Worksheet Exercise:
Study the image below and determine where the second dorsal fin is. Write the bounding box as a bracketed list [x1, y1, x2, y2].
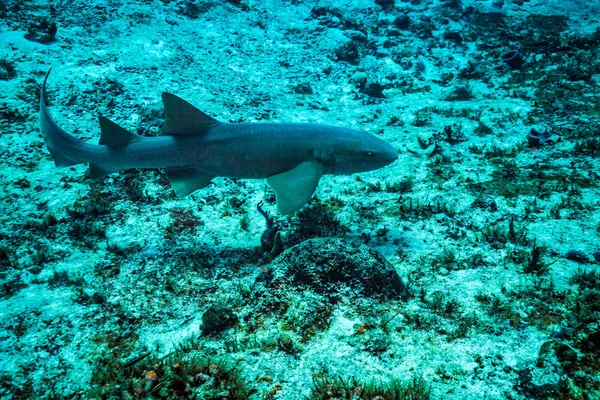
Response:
[161, 92, 221, 136]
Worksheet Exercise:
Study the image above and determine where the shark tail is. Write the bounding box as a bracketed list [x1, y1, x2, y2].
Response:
[39, 69, 89, 168]
[39, 69, 142, 180]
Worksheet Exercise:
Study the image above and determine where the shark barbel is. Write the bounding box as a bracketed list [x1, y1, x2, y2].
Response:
[39, 69, 397, 214]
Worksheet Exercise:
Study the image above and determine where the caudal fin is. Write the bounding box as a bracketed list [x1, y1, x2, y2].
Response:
[39, 69, 85, 167]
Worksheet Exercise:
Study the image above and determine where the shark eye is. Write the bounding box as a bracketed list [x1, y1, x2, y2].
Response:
[366, 151, 375, 157]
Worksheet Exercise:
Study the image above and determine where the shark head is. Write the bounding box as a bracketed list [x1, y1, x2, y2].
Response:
[268, 124, 398, 215]
[313, 126, 398, 175]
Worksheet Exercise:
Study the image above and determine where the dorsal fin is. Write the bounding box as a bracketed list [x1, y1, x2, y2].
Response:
[98, 115, 141, 147]
[161, 92, 221, 136]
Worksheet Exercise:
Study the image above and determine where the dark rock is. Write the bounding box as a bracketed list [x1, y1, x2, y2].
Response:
[344, 30, 368, 43]
[443, 85, 474, 101]
[201, 304, 238, 336]
[501, 50, 524, 70]
[361, 81, 386, 98]
[585, 329, 600, 350]
[308, 6, 346, 28]
[258, 238, 406, 300]
[458, 61, 485, 80]
[136, 104, 165, 136]
[310, 5, 329, 18]
[334, 41, 360, 64]
[24, 17, 57, 44]
[292, 82, 313, 95]
[554, 343, 577, 362]
[0, 104, 27, 123]
[375, 0, 395, 6]
[393, 15, 410, 30]
[175, 1, 214, 19]
[0, 59, 17, 80]
[564, 249, 589, 263]
[444, 31, 463, 45]
[471, 194, 497, 212]
[276, 333, 302, 354]
[226, 0, 250, 11]
[349, 326, 391, 354]
[441, 0, 463, 8]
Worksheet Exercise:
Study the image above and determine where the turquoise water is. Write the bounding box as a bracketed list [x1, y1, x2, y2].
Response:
[0, 0, 599, 398]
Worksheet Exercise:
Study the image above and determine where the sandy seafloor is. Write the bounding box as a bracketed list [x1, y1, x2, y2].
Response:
[1, 0, 600, 398]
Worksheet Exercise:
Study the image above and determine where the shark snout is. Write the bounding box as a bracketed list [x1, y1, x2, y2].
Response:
[373, 141, 398, 169]
[341, 140, 398, 174]
[382, 143, 398, 165]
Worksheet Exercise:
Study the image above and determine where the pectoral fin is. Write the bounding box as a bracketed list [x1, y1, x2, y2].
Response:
[166, 168, 214, 197]
[267, 161, 323, 215]
[89, 164, 121, 179]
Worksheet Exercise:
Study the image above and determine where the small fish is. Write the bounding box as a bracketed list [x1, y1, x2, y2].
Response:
[122, 353, 150, 369]
[150, 382, 163, 393]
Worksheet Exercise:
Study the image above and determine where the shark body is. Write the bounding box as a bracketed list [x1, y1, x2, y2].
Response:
[40, 70, 397, 214]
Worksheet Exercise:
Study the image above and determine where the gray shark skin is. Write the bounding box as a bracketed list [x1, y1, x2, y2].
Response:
[39, 69, 398, 214]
